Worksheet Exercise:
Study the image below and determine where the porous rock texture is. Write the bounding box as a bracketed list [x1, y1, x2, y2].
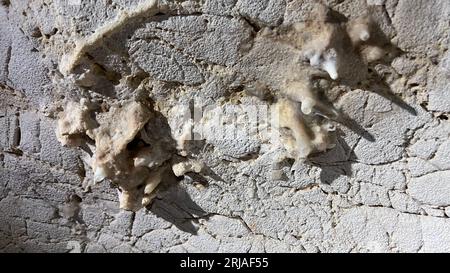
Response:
[1, 0, 450, 253]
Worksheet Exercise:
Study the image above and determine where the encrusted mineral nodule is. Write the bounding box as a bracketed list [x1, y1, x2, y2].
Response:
[55, 1, 387, 211]
[57, 98, 171, 211]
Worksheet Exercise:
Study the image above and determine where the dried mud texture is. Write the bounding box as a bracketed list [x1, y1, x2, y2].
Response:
[1, 0, 450, 253]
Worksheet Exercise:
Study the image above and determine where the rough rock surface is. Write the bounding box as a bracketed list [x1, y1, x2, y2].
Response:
[1, 0, 450, 253]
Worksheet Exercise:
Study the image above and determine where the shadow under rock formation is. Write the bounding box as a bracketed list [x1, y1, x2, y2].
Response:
[345, 9, 417, 116]
[146, 153, 225, 234]
[308, 129, 356, 186]
[148, 179, 208, 235]
[139, 110, 209, 234]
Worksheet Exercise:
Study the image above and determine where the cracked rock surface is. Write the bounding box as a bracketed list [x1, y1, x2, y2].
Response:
[1, 0, 450, 253]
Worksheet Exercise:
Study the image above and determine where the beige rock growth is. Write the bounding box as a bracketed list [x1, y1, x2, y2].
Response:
[56, 98, 96, 146]
[269, 7, 384, 161]
[57, 99, 172, 211]
[59, 0, 159, 76]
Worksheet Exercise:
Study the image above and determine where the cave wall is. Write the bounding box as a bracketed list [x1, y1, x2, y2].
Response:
[1, 0, 450, 253]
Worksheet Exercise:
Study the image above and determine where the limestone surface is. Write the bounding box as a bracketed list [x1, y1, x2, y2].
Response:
[1, 0, 450, 253]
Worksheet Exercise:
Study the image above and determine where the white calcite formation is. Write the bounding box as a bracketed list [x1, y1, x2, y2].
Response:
[259, 6, 384, 161]
[57, 98, 172, 211]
